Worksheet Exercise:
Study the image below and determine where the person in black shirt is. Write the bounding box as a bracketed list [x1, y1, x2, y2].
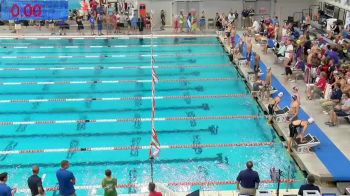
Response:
[298, 175, 320, 195]
[28, 165, 44, 196]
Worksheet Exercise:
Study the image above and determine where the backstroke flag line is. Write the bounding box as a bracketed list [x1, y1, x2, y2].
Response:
[149, 34, 160, 158]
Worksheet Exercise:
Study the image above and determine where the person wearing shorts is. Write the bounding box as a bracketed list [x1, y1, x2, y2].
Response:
[285, 57, 293, 81]
[327, 92, 350, 126]
[14, 20, 21, 36]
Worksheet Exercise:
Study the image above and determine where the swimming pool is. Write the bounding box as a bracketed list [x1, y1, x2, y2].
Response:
[0, 36, 304, 195]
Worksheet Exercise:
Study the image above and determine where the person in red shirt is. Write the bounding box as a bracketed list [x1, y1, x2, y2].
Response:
[307, 71, 327, 100]
[148, 182, 162, 196]
[90, 0, 98, 12]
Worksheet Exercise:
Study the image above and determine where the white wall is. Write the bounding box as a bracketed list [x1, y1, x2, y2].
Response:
[317, 0, 350, 11]
[274, 0, 316, 22]
[141, 0, 242, 28]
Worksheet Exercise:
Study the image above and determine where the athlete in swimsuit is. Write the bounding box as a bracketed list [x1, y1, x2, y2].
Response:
[288, 118, 314, 152]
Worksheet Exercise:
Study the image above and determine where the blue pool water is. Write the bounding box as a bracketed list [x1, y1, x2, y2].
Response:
[0, 37, 304, 195]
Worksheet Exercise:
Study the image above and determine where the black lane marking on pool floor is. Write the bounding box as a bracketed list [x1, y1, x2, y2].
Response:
[0, 125, 219, 139]
[0, 153, 225, 169]
[0, 85, 204, 95]
[0, 141, 18, 161]
[0, 104, 210, 115]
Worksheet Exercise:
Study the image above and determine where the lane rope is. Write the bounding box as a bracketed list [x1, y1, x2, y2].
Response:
[0, 34, 217, 40]
[0, 142, 274, 155]
[0, 52, 225, 59]
[0, 115, 262, 125]
[0, 94, 249, 104]
[0, 77, 241, 86]
[1, 43, 219, 49]
[0, 64, 231, 72]
[16, 179, 300, 193]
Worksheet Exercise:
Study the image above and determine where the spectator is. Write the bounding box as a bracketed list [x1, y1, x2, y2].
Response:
[48, 20, 56, 35]
[90, 0, 98, 13]
[321, 83, 342, 113]
[96, 3, 105, 16]
[97, 14, 104, 36]
[199, 11, 206, 32]
[148, 182, 162, 196]
[327, 92, 350, 126]
[236, 161, 260, 195]
[249, 18, 260, 34]
[306, 72, 327, 100]
[228, 12, 235, 24]
[179, 11, 185, 32]
[326, 45, 340, 65]
[81, 0, 90, 19]
[0, 172, 16, 196]
[215, 13, 222, 30]
[76, 15, 85, 35]
[298, 175, 320, 195]
[89, 14, 96, 35]
[160, 10, 166, 30]
[14, 19, 21, 37]
[102, 169, 118, 196]
[28, 165, 45, 196]
[56, 160, 76, 196]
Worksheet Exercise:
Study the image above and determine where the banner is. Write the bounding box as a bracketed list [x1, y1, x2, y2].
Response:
[0, 0, 68, 20]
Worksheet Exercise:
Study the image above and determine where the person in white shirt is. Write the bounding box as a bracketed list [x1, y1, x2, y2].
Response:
[248, 19, 260, 34]
[228, 12, 235, 24]
[285, 39, 294, 60]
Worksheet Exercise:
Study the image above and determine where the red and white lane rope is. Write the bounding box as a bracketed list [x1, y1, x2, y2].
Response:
[17, 179, 300, 193]
[0, 115, 262, 125]
[2, 43, 219, 49]
[0, 34, 216, 40]
[0, 64, 231, 72]
[0, 52, 224, 59]
[0, 142, 274, 155]
[0, 94, 249, 104]
[0, 77, 240, 86]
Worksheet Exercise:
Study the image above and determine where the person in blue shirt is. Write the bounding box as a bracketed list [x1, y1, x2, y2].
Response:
[236, 161, 260, 195]
[56, 160, 76, 196]
[298, 175, 320, 195]
[326, 45, 340, 65]
[0, 172, 16, 196]
[321, 83, 343, 112]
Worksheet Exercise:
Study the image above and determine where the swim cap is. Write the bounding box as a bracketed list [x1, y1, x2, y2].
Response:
[292, 86, 298, 91]
[278, 92, 284, 97]
[307, 118, 314, 124]
[292, 95, 297, 100]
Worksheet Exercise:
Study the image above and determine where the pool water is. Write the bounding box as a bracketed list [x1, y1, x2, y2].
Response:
[0, 37, 304, 195]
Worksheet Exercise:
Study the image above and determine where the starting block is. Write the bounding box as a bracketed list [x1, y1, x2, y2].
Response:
[295, 134, 320, 153]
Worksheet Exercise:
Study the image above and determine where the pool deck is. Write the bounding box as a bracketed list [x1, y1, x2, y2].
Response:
[120, 189, 300, 196]
[217, 33, 350, 189]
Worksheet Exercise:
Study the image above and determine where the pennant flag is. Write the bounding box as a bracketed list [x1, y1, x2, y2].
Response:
[150, 127, 160, 157]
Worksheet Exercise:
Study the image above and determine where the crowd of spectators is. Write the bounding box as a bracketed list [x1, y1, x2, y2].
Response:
[241, 14, 350, 128]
